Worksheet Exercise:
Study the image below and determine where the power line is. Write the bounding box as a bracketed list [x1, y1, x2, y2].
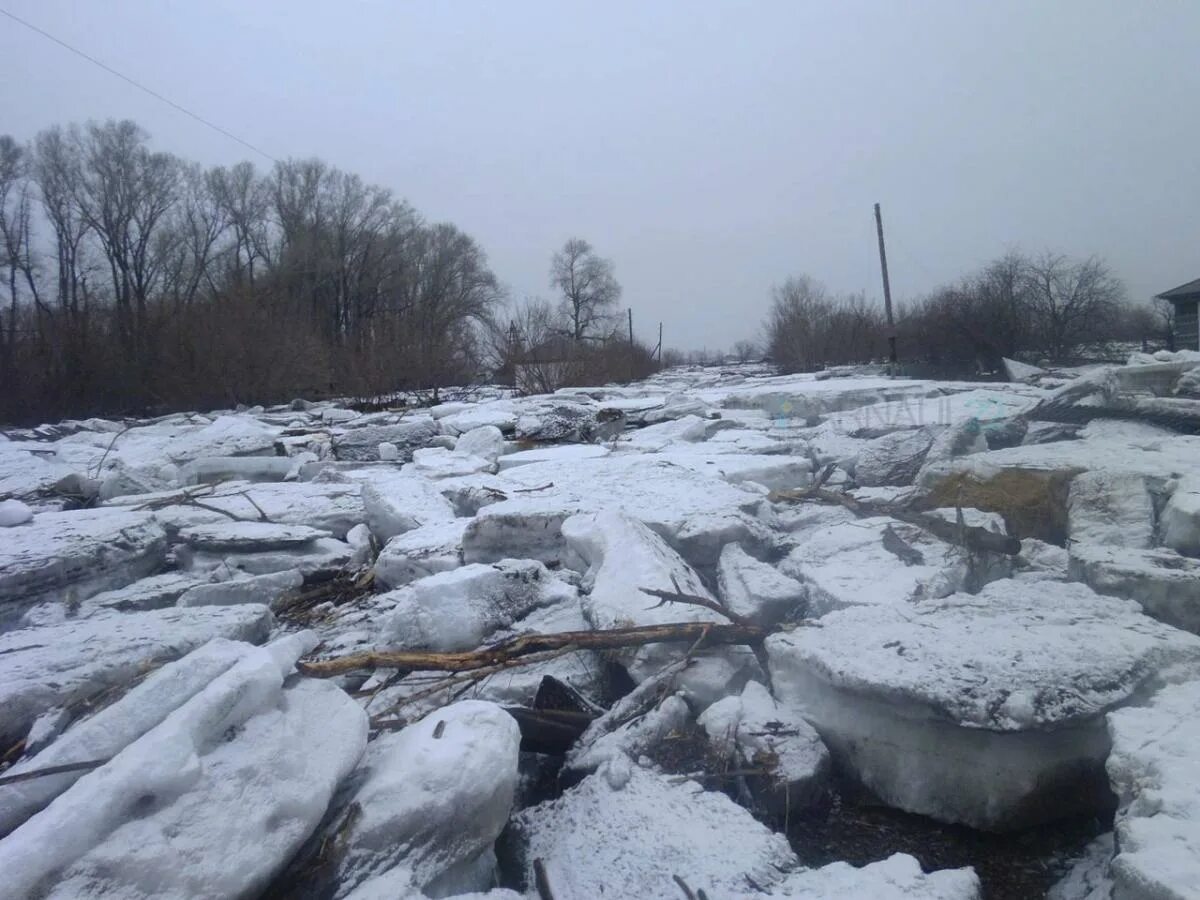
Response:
[0, 6, 278, 163]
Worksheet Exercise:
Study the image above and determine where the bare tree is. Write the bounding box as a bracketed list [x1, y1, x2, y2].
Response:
[732, 339, 759, 362]
[1024, 253, 1125, 361]
[550, 237, 621, 342]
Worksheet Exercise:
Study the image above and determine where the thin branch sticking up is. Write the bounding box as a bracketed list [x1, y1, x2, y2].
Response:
[642, 575, 753, 628]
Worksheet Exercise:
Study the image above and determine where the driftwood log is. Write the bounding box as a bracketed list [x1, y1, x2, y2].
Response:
[297, 622, 769, 678]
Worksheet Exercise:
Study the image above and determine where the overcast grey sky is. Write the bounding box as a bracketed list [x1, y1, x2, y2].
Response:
[2, 1, 1198, 351]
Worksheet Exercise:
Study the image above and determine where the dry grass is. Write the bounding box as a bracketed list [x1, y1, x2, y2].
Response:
[919, 468, 1080, 545]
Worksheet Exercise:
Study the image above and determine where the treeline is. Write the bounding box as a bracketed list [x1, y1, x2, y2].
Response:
[0, 120, 506, 423]
[765, 251, 1167, 375]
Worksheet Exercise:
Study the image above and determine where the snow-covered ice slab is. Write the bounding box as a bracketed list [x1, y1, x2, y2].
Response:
[0, 442, 80, 498]
[0, 507, 166, 616]
[0, 603, 274, 749]
[406, 446, 494, 478]
[176, 569, 302, 608]
[779, 516, 976, 615]
[462, 456, 766, 568]
[1069, 543, 1200, 634]
[380, 560, 576, 652]
[0, 632, 367, 900]
[373, 519, 468, 589]
[767, 580, 1200, 830]
[177, 520, 329, 551]
[506, 761, 799, 899]
[1105, 681, 1200, 900]
[656, 449, 812, 492]
[113, 480, 367, 539]
[496, 443, 610, 471]
[563, 511, 724, 682]
[324, 700, 520, 898]
[177, 455, 295, 485]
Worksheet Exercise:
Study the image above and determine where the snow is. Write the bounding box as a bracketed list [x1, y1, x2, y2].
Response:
[0, 507, 166, 618]
[326, 701, 520, 897]
[1161, 474, 1200, 556]
[1047, 834, 1114, 900]
[508, 762, 799, 899]
[764, 853, 981, 899]
[1067, 471, 1155, 549]
[374, 519, 468, 589]
[1106, 681, 1200, 900]
[767, 580, 1200, 829]
[0, 604, 274, 750]
[562, 510, 723, 682]
[656, 449, 813, 492]
[0, 632, 367, 899]
[380, 560, 576, 651]
[0, 498, 33, 526]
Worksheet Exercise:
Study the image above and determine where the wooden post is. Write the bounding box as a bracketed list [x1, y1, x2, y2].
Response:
[657, 322, 664, 367]
[874, 202, 898, 364]
[628, 307, 635, 381]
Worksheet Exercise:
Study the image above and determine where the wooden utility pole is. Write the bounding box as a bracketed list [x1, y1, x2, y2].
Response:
[628, 307, 635, 381]
[874, 202, 898, 364]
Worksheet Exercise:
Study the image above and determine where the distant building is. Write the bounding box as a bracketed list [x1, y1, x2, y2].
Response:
[1157, 278, 1200, 351]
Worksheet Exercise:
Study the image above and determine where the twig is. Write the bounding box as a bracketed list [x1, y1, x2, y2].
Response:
[0, 758, 108, 786]
[533, 858, 556, 900]
[673, 874, 697, 900]
[642, 575, 752, 627]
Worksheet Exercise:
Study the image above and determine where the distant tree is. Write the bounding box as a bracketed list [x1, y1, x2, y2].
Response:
[1024, 253, 1125, 361]
[1153, 295, 1177, 350]
[550, 237, 621, 342]
[732, 339, 759, 362]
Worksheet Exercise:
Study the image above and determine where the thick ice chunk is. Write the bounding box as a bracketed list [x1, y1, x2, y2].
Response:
[779, 517, 973, 615]
[373, 519, 468, 589]
[657, 449, 812, 492]
[854, 428, 937, 486]
[563, 510, 723, 682]
[506, 762, 798, 899]
[0, 507, 166, 615]
[176, 568, 302, 608]
[1067, 471, 1155, 549]
[767, 853, 981, 900]
[1069, 543, 1200, 634]
[767, 580, 1200, 829]
[0, 633, 367, 900]
[333, 418, 440, 462]
[380, 560, 576, 651]
[0, 638, 252, 836]
[360, 471, 457, 541]
[407, 446, 495, 478]
[0, 498, 33, 526]
[180, 537, 354, 579]
[177, 455, 295, 485]
[1162, 474, 1200, 556]
[463, 456, 763, 569]
[568, 693, 691, 774]
[453, 425, 505, 462]
[0, 604, 273, 749]
[1106, 681, 1200, 900]
[698, 680, 830, 817]
[327, 701, 520, 897]
[717, 542, 808, 625]
[437, 401, 519, 436]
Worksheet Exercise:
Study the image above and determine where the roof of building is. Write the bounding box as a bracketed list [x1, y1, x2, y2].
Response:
[1157, 277, 1200, 301]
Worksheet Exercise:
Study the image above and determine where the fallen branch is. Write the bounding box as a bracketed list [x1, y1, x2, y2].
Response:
[0, 758, 107, 787]
[771, 486, 1021, 556]
[642, 576, 753, 628]
[298, 622, 769, 678]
